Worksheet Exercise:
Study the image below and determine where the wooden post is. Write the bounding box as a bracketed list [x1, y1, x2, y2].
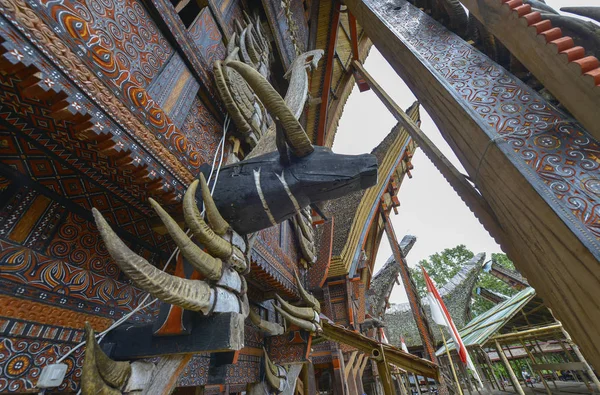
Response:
[456, 355, 473, 395]
[481, 346, 503, 391]
[561, 326, 600, 393]
[396, 373, 408, 395]
[470, 349, 490, 392]
[375, 345, 395, 395]
[142, 354, 193, 395]
[413, 374, 422, 395]
[440, 329, 463, 395]
[532, 338, 559, 389]
[494, 340, 525, 395]
[351, 61, 508, 250]
[558, 339, 581, 383]
[520, 338, 552, 395]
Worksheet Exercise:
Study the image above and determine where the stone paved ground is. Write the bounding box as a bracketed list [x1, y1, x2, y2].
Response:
[484, 381, 598, 394]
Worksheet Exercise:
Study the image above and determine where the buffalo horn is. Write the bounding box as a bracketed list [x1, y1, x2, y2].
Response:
[149, 198, 222, 281]
[198, 173, 230, 236]
[93, 209, 213, 312]
[294, 271, 321, 313]
[263, 349, 282, 391]
[561, 7, 600, 24]
[81, 323, 130, 395]
[249, 309, 285, 336]
[183, 179, 233, 260]
[275, 294, 317, 321]
[226, 60, 314, 158]
[273, 304, 317, 332]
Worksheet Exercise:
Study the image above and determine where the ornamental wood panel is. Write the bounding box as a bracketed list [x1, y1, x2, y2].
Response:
[345, 0, 600, 368]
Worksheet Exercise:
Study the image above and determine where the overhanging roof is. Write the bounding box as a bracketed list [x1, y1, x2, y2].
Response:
[436, 287, 536, 355]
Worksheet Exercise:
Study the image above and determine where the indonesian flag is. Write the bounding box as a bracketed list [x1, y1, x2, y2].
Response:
[400, 336, 409, 354]
[378, 327, 389, 344]
[422, 266, 483, 387]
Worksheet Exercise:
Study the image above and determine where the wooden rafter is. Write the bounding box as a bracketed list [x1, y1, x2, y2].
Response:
[316, 1, 341, 145]
[321, 321, 440, 379]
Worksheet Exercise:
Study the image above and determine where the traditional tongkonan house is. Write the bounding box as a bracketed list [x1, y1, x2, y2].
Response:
[0, 0, 599, 392]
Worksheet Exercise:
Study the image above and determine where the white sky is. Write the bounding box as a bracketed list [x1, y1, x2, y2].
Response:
[331, 0, 597, 305]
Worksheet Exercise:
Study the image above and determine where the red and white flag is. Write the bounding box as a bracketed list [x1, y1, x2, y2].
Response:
[400, 336, 409, 354]
[378, 327, 389, 344]
[422, 266, 483, 387]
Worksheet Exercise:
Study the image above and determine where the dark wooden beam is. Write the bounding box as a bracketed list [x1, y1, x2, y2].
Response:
[458, 0, 600, 140]
[381, 208, 438, 366]
[316, 1, 342, 145]
[102, 312, 245, 359]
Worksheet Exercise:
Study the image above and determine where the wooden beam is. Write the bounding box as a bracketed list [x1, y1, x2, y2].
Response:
[374, 344, 395, 395]
[143, 355, 193, 395]
[457, 0, 600, 139]
[344, 351, 358, 379]
[560, 325, 600, 391]
[316, 1, 341, 145]
[102, 313, 245, 359]
[488, 323, 562, 343]
[352, 61, 509, 250]
[344, 0, 600, 369]
[494, 340, 525, 395]
[321, 321, 439, 379]
[349, 13, 360, 61]
[381, 208, 438, 363]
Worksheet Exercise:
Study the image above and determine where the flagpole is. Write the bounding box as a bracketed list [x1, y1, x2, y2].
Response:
[440, 327, 464, 395]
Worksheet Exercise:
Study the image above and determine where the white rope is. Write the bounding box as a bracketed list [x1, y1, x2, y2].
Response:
[55, 115, 231, 364]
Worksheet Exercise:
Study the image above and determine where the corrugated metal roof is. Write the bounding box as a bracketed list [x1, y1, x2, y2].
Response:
[436, 287, 536, 354]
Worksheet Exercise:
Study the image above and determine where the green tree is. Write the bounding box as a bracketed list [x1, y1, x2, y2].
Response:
[409, 246, 519, 317]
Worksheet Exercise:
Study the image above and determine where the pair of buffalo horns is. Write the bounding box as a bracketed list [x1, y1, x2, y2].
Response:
[93, 174, 246, 314]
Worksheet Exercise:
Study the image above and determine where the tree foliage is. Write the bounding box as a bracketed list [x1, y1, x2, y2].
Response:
[409, 245, 519, 317]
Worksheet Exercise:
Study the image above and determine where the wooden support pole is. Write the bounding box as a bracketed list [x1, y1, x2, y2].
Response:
[471, 349, 491, 392]
[316, 1, 341, 146]
[558, 339, 581, 383]
[456, 355, 473, 395]
[352, 60, 509, 249]
[520, 338, 552, 395]
[413, 373, 423, 395]
[376, 345, 396, 395]
[481, 347, 503, 391]
[561, 326, 600, 393]
[488, 323, 562, 342]
[142, 355, 192, 395]
[532, 338, 560, 388]
[396, 373, 408, 395]
[381, 209, 437, 362]
[494, 340, 525, 395]
[440, 329, 463, 395]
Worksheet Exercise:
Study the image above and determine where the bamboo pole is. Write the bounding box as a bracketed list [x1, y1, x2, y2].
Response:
[482, 346, 503, 391]
[533, 338, 560, 389]
[440, 328, 463, 395]
[519, 338, 552, 395]
[494, 340, 525, 395]
[558, 339, 581, 383]
[488, 323, 563, 342]
[561, 326, 600, 393]
[376, 345, 395, 395]
[413, 373, 423, 395]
